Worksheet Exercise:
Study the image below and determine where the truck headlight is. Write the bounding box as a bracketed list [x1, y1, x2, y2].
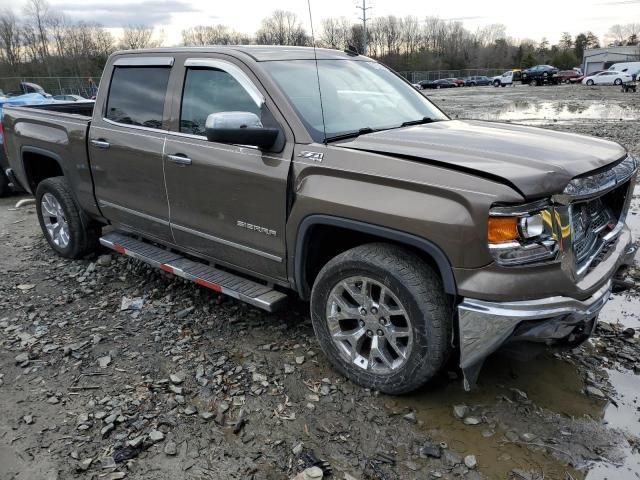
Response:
[488, 201, 558, 266]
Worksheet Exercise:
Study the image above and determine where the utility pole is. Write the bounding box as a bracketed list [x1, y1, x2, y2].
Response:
[356, 0, 372, 55]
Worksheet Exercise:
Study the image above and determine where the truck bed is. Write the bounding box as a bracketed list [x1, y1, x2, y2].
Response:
[2, 102, 97, 216]
[13, 101, 94, 118]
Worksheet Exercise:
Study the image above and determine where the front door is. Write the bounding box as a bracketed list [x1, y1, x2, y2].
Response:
[89, 58, 173, 242]
[163, 57, 292, 280]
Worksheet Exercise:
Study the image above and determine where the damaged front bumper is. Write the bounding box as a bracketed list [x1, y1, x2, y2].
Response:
[458, 279, 613, 390]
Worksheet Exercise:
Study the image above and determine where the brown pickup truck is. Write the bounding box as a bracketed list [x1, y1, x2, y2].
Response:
[3, 46, 638, 393]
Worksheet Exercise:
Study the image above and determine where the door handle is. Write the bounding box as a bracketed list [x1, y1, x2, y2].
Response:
[167, 154, 192, 166]
[90, 139, 110, 149]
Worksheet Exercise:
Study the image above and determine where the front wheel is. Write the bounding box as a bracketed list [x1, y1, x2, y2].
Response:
[36, 177, 100, 259]
[310, 243, 452, 394]
[614, 78, 622, 85]
[586, 79, 594, 86]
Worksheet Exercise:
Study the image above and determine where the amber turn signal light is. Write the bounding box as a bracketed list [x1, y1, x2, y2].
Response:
[487, 216, 518, 243]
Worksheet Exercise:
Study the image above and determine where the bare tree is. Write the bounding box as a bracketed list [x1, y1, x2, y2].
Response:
[24, 0, 50, 62]
[182, 25, 250, 46]
[0, 10, 21, 66]
[119, 25, 160, 50]
[608, 24, 627, 45]
[256, 11, 308, 46]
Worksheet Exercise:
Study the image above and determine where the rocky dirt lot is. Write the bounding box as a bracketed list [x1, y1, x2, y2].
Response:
[2, 84, 640, 480]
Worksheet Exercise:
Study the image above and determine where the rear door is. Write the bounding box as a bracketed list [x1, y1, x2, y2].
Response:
[89, 57, 173, 242]
[163, 56, 293, 280]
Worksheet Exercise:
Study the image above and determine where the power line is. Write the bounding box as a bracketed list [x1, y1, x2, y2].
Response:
[356, 0, 372, 55]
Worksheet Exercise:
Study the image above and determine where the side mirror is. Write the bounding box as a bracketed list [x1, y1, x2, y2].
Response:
[205, 112, 279, 149]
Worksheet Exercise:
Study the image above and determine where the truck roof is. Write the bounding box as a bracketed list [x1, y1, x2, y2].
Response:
[112, 45, 371, 62]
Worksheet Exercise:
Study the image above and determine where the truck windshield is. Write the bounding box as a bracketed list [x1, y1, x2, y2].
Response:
[263, 59, 448, 143]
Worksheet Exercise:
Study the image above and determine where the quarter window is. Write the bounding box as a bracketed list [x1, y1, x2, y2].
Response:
[106, 66, 170, 129]
[180, 68, 261, 136]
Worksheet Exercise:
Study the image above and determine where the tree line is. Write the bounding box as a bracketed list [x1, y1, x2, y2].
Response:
[1, 1, 639, 80]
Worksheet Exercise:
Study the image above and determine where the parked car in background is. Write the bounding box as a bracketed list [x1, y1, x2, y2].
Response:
[0, 93, 57, 196]
[607, 62, 640, 80]
[521, 65, 559, 85]
[492, 71, 515, 87]
[53, 94, 93, 102]
[582, 71, 634, 86]
[443, 78, 465, 87]
[557, 70, 584, 84]
[464, 75, 492, 86]
[418, 79, 458, 89]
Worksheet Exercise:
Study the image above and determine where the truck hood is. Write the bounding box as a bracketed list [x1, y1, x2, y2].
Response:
[338, 120, 627, 198]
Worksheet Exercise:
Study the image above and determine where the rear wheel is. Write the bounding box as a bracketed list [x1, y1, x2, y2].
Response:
[36, 177, 100, 259]
[614, 78, 622, 85]
[310, 243, 452, 394]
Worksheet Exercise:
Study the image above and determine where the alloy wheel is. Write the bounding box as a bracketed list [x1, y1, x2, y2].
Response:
[41, 193, 70, 248]
[325, 276, 414, 374]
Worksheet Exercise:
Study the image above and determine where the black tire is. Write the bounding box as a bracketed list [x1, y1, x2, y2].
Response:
[0, 171, 9, 197]
[310, 243, 452, 394]
[501, 83, 506, 87]
[586, 79, 594, 86]
[35, 176, 100, 259]
[614, 78, 622, 86]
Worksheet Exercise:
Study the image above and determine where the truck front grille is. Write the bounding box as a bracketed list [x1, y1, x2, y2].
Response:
[570, 180, 630, 274]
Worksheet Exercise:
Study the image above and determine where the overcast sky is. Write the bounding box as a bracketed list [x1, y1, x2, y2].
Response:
[2, 0, 639, 45]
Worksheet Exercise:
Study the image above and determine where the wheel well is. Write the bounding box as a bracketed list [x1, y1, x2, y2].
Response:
[296, 219, 456, 299]
[23, 151, 64, 192]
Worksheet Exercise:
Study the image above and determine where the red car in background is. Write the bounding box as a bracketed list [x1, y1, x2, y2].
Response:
[557, 70, 584, 83]
[444, 77, 465, 87]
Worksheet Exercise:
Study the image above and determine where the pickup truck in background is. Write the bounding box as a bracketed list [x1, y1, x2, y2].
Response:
[3, 47, 637, 393]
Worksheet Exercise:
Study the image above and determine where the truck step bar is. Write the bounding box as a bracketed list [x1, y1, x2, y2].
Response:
[99, 232, 288, 312]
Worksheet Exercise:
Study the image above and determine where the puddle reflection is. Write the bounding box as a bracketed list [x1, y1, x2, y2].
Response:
[473, 101, 640, 124]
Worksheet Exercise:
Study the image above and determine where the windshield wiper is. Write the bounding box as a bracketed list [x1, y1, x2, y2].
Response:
[400, 117, 437, 127]
[324, 127, 375, 143]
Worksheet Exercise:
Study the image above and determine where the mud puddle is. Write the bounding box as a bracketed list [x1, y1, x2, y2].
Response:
[389, 353, 602, 479]
[586, 369, 640, 479]
[473, 101, 640, 124]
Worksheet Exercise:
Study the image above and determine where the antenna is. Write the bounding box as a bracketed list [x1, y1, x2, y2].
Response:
[356, 0, 372, 55]
[307, 0, 327, 144]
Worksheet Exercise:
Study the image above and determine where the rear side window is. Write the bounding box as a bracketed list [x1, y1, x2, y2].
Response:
[106, 67, 170, 129]
[180, 68, 260, 136]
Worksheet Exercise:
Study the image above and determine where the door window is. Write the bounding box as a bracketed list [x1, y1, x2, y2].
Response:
[105, 67, 170, 129]
[180, 68, 261, 136]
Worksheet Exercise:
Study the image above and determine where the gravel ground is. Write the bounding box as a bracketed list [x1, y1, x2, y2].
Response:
[2, 84, 640, 480]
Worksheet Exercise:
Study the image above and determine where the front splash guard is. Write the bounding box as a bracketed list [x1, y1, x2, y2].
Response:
[457, 280, 612, 390]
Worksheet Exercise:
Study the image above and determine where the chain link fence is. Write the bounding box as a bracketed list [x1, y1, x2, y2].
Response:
[398, 69, 509, 83]
[0, 76, 100, 98]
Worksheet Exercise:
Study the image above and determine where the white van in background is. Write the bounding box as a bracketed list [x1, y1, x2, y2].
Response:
[607, 62, 640, 79]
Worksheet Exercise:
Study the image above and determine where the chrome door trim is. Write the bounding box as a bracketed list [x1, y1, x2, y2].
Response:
[184, 58, 265, 107]
[114, 56, 174, 67]
[98, 200, 170, 226]
[100, 118, 168, 135]
[171, 223, 283, 263]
